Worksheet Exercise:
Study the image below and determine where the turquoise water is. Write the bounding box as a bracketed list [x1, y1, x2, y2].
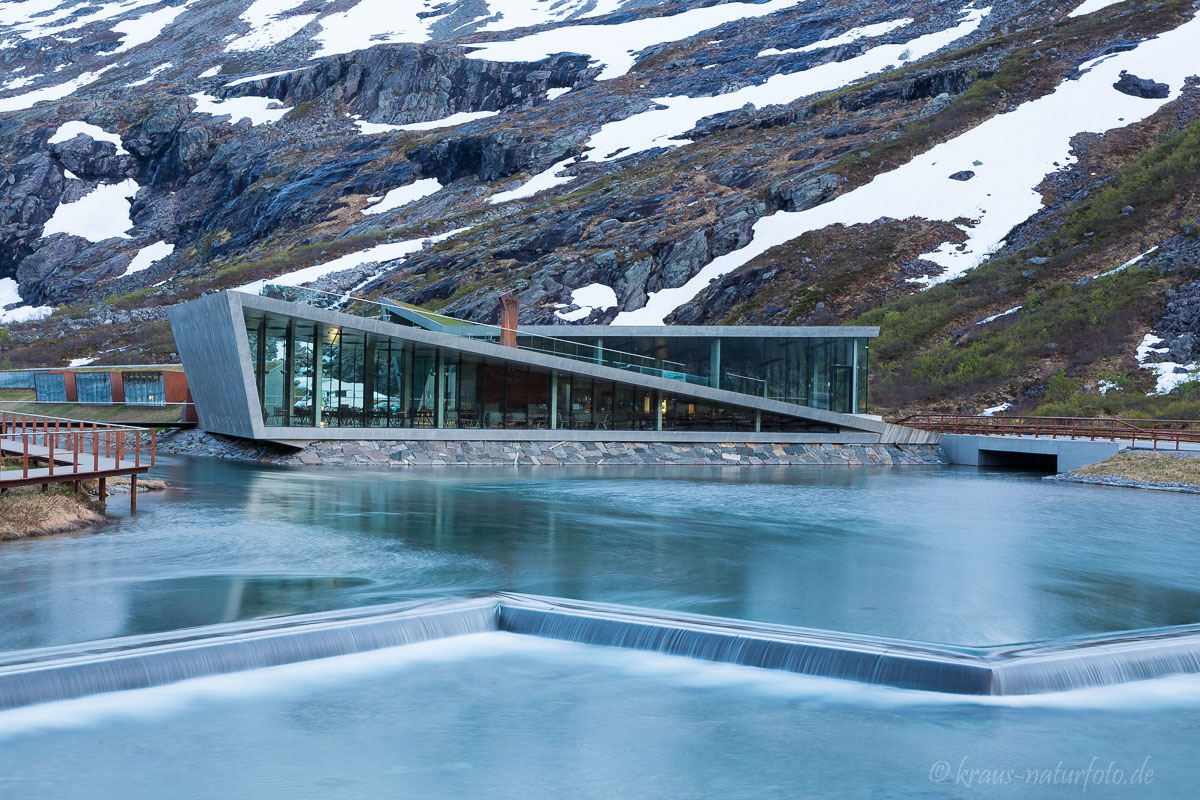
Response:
[0, 634, 1196, 799]
[2, 458, 1199, 650]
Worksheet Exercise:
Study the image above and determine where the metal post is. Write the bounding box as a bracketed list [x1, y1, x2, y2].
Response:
[754, 410, 761, 433]
[710, 339, 721, 389]
[655, 390, 663, 432]
[94, 424, 99, 471]
[284, 319, 296, 426]
[151, 429, 156, 466]
[22, 432, 28, 478]
[851, 341, 859, 413]
[313, 324, 324, 427]
[549, 370, 558, 430]
[435, 349, 444, 428]
[130, 474, 137, 512]
[48, 430, 54, 476]
[98, 477, 106, 506]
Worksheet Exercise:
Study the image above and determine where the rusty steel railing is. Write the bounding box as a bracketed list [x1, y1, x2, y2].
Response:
[0, 412, 156, 507]
[895, 414, 1200, 450]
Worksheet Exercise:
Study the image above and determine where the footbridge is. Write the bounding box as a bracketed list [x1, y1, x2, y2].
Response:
[899, 415, 1200, 472]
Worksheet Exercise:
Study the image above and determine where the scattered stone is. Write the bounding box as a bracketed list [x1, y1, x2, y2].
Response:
[949, 170, 975, 181]
[1027, 256, 1049, 265]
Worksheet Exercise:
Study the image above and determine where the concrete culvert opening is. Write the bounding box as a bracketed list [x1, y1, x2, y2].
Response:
[978, 449, 1058, 471]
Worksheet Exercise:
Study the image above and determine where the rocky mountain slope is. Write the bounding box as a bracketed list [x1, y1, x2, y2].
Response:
[1, 0, 1198, 418]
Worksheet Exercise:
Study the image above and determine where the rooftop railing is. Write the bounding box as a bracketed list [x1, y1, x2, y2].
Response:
[256, 284, 712, 388]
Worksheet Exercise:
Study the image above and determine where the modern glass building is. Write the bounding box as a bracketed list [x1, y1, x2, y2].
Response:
[168, 287, 905, 444]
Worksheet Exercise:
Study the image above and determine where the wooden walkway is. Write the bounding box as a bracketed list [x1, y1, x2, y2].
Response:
[0, 413, 155, 510]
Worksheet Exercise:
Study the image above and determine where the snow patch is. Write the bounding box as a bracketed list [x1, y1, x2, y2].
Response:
[757, 18, 913, 57]
[68, 356, 98, 367]
[554, 283, 618, 321]
[190, 92, 291, 125]
[226, 0, 315, 52]
[1097, 379, 1119, 395]
[1, 71, 42, 91]
[198, 66, 222, 78]
[1068, 0, 1126, 18]
[41, 179, 138, 242]
[235, 229, 466, 293]
[362, 178, 442, 215]
[48, 121, 129, 155]
[311, 0, 643, 60]
[0, 278, 53, 324]
[111, 1, 192, 54]
[546, 87, 571, 100]
[121, 241, 174, 277]
[124, 62, 172, 88]
[224, 68, 303, 87]
[399, 111, 498, 131]
[351, 115, 405, 135]
[1094, 246, 1159, 279]
[978, 402, 1011, 417]
[1136, 333, 1198, 396]
[466, 0, 806, 81]
[490, 158, 576, 204]
[975, 305, 1021, 325]
[0, 65, 116, 113]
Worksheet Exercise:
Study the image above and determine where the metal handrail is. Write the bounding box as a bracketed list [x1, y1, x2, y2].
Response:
[896, 414, 1200, 450]
[0, 412, 157, 480]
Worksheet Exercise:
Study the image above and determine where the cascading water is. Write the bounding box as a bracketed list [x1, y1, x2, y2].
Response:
[4, 594, 1200, 709]
[0, 597, 498, 709]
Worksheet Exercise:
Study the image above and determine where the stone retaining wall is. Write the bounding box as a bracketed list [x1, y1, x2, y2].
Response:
[159, 430, 946, 467]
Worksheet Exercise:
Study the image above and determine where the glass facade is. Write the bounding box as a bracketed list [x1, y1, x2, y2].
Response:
[124, 373, 166, 407]
[257, 285, 869, 413]
[75, 372, 113, 404]
[34, 373, 66, 402]
[537, 335, 869, 415]
[244, 310, 837, 433]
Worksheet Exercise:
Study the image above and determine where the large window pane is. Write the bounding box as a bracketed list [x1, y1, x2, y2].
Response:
[125, 372, 165, 407]
[504, 365, 529, 428]
[262, 325, 288, 425]
[410, 349, 437, 428]
[34, 373, 66, 402]
[527, 370, 550, 429]
[291, 326, 315, 427]
[75, 373, 112, 404]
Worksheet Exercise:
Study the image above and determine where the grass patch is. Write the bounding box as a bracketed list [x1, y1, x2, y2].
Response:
[1074, 450, 1200, 487]
[0, 488, 104, 541]
[0, 402, 185, 423]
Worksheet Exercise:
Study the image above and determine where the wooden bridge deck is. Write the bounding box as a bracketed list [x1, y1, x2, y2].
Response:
[0, 413, 156, 509]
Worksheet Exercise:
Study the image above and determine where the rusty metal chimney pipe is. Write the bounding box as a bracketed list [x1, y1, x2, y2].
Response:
[500, 295, 519, 347]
